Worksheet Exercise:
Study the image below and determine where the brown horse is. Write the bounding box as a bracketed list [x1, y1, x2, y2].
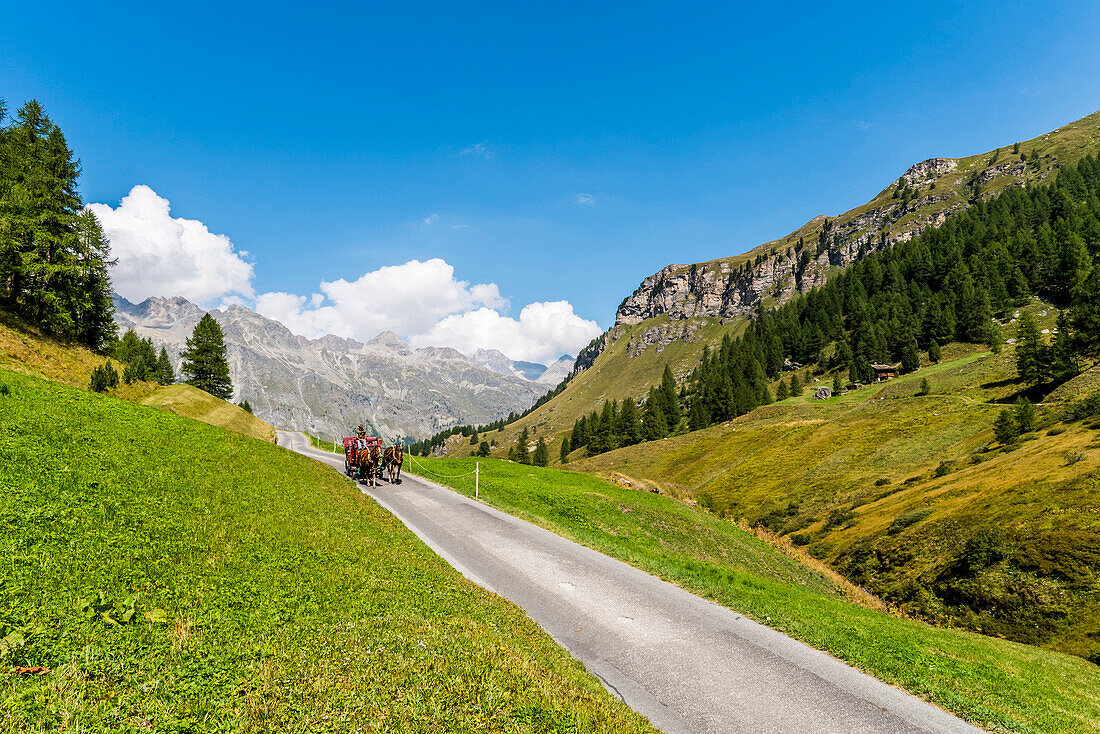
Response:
[383, 445, 403, 484]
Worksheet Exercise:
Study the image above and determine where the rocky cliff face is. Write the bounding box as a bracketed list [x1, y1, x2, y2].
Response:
[600, 132, 1078, 362]
[114, 296, 546, 441]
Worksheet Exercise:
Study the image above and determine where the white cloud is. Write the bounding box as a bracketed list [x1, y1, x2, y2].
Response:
[410, 301, 600, 364]
[255, 258, 507, 342]
[423, 212, 439, 225]
[574, 193, 596, 206]
[88, 185, 254, 305]
[460, 141, 494, 160]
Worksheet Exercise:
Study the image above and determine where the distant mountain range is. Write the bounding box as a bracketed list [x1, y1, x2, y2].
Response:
[113, 295, 566, 441]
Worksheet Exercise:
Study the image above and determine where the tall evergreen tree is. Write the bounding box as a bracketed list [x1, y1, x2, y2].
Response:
[775, 379, 790, 401]
[616, 397, 642, 446]
[532, 438, 549, 467]
[0, 100, 115, 348]
[1015, 312, 1044, 386]
[155, 346, 175, 385]
[559, 435, 571, 463]
[181, 313, 233, 399]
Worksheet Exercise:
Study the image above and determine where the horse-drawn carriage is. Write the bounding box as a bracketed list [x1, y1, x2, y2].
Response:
[342, 435, 403, 486]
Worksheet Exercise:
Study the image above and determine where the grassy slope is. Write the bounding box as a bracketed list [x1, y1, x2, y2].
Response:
[0, 309, 274, 443]
[451, 110, 1100, 461]
[404, 455, 1100, 734]
[0, 368, 654, 733]
[572, 323, 1100, 657]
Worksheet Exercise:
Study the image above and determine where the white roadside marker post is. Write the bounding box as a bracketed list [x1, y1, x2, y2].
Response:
[475, 462, 480, 499]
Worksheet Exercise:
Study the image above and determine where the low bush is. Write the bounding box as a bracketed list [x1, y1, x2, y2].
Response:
[1064, 449, 1087, 466]
[887, 507, 935, 535]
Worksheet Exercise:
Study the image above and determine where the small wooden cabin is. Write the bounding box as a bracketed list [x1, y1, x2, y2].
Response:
[870, 364, 897, 382]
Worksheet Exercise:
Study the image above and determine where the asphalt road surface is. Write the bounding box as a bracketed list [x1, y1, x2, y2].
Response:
[278, 430, 983, 734]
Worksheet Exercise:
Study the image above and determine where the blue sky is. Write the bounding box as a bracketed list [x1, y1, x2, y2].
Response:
[3, 1, 1100, 361]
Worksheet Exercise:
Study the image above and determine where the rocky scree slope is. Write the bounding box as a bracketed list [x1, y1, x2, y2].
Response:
[113, 295, 546, 441]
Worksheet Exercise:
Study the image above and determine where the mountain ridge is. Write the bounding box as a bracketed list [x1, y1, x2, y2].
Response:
[113, 295, 548, 441]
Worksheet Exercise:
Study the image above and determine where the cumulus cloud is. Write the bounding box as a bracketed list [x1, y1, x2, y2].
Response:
[574, 193, 596, 206]
[93, 185, 597, 365]
[255, 258, 508, 342]
[88, 185, 254, 306]
[410, 301, 601, 364]
[256, 260, 599, 365]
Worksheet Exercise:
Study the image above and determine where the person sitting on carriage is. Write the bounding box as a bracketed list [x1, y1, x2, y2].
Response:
[356, 424, 367, 439]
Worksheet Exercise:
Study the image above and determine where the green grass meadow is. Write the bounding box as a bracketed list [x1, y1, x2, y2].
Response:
[405, 454, 1100, 734]
[0, 368, 655, 733]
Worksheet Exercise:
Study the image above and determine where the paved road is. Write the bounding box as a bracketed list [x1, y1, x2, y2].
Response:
[278, 431, 983, 734]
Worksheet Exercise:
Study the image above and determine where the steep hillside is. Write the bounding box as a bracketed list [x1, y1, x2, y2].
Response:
[114, 295, 546, 442]
[0, 368, 654, 731]
[0, 308, 274, 442]
[467, 109, 1100, 454]
[571, 334, 1100, 661]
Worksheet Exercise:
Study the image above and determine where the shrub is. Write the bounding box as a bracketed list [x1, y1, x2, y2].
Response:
[1064, 449, 1087, 466]
[824, 507, 855, 530]
[887, 506, 935, 535]
[790, 533, 811, 547]
[874, 478, 891, 486]
[934, 461, 956, 478]
[0, 383, 9, 396]
[904, 475, 923, 485]
[1047, 427, 1066, 436]
[959, 525, 1009, 574]
[1066, 393, 1100, 422]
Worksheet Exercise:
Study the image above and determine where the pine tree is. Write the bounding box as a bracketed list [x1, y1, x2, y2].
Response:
[1014, 397, 1036, 434]
[559, 435, 571, 463]
[928, 341, 942, 364]
[122, 355, 149, 385]
[994, 409, 1020, 445]
[642, 390, 669, 440]
[155, 347, 175, 385]
[900, 342, 921, 373]
[832, 372, 843, 395]
[789, 374, 803, 397]
[0, 101, 116, 348]
[616, 397, 642, 446]
[533, 438, 549, 467]
[238, 400, 253, 414]
[659, 364, 681, 429]
[477, 441, 490, 457]
[1015, 312, 1043, 386]
[469, 431, 478, 445]
[919, 377, 931, 396]
[181, 313, 233, 399]
[104, 360, 119, 388]
[775, 379, 790, 401]
[509, 427, 532, 464]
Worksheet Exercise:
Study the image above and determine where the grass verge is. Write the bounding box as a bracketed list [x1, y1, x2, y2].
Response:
[0, 368, 655, 733]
